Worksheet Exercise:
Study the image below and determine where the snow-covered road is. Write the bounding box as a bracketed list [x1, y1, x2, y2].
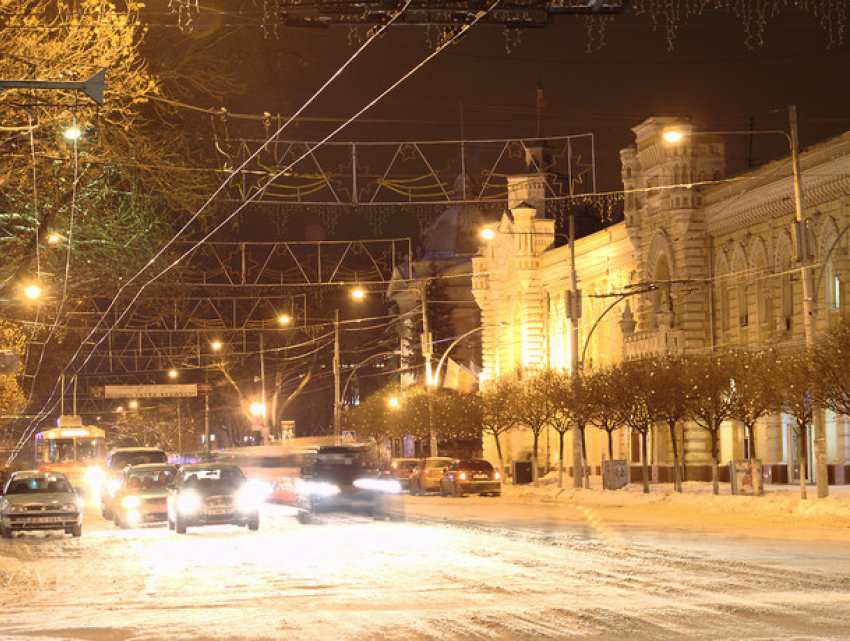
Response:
[2, 494, 850, 640]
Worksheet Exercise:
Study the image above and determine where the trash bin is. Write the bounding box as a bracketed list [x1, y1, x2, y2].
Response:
[512, 460, 533, 485]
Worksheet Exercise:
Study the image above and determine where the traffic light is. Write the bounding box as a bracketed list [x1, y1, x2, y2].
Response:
[0, 350, 20, 374]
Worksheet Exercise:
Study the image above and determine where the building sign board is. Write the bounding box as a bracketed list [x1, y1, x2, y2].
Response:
[90, 384, 206, 399]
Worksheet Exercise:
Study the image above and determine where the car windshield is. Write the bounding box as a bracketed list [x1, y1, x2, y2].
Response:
[126, 468, 176, 491]
[111, 450, 168, 468]
[181, 467, 244, 492]
[458, 460, 494, 472]
[6, 476, 74, 494]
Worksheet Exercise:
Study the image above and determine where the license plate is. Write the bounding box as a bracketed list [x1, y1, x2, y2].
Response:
[474, 474, 488, 480]
[206, 508, 231, 516]
[24, 516, 63, 524]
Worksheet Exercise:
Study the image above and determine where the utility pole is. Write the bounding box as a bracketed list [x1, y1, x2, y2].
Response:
[569, 214, 584, 488]
[333, 308, 341, 444]
[420, 280, 438, 456]
[790, 104, 828, 499]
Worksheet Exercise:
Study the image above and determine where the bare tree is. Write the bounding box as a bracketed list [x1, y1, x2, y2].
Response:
[513, 369, 559, 485]
[479, 374, 522, 482]
[727, 349, 780, 493]
[775, 351, 818, 500]
[813, 319, 850, 417]
[648, 354, 690, 492]
[585, 366, 624, 463]
[684, 353, 737, 495]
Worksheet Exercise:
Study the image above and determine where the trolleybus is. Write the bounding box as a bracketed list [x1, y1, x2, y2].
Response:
[35, 416, 107, 493]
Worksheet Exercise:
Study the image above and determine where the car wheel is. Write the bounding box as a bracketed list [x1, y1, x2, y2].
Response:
[453, 481, 463, 498]
[297, 510, 312, 525]
[0, 522, 11, 539]
[248, 513, 260, 531]
[439, 483, 447, 497]
[175, 515, 187, 534]
[492, 492, 501, 497]
[71, 524, 82, 538]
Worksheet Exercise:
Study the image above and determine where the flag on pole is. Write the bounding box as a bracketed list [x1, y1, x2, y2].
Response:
[536, 78, 546, 109]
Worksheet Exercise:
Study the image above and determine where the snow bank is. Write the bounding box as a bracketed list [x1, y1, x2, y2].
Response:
[503, 473, 850, 520]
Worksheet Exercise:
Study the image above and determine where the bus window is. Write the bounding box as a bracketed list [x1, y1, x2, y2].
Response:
[47, 438, 75, 463]
[76, 438, 105, 461]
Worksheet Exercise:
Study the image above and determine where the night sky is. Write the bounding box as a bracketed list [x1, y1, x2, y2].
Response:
[195, 7, 850, 194]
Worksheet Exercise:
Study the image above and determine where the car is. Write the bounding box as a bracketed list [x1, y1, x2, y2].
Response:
[384, 458, 420, 490]
[439, 459, 502, 497]
[407, 457, 454, 495]
[296, 445, 403, 523]
[100, 447, 169, 520]
[112, 463, 178, 528]
[0, 471, 83, 538]
[167, 463, 262, 534]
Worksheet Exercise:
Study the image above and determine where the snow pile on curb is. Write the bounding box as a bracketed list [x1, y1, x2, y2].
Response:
[502, 474, 850, 520]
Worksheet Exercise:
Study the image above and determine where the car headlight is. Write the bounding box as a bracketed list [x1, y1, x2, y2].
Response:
[60, 502, 79, 512]
[177, 492, 201, 514]
[9, 505, 28, 514]
[237, 481, 270, 510]
[297, 480, 340, 497]
[353, 478, 401, 494]
[121, 496, 141, 510]
[85, 467, 105, 488]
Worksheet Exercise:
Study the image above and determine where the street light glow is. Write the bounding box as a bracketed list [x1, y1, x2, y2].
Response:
[24, 284, 41, 300]
[47, 233, 61, 245]
[250, 402, 265, 417]
[168, 369, 178, 379]
[64, 126, 82, 140]
[351, 288, 365, 300]
[129, 400, 138, 409]
[279, 314, 291, 324]
[480, 228, 496, 241]
[662, 128, 684, 143]
[388, 396, 399, 408]
[211, 341, 222, 351]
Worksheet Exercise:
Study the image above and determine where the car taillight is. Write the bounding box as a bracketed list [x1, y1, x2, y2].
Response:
[494, 471, 501, 480]
[392, 462, 398, 469]
[459, 472, 467, 481]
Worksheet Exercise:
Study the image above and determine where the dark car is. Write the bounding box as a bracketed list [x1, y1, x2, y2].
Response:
[1, 471, 83, 538]
[439, 459, 502, 497]
[101, 447, 169, 520]
[166, 463, 261, 534]
[408, 457, 453, 495]
[112, 463, 178, 528]
[296, 445, 403, 524]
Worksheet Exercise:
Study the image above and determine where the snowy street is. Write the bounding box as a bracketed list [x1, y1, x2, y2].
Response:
[2, 489, 850, 640]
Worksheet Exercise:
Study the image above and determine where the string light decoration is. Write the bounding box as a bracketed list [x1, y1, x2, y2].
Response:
[164, 1, 845, 50]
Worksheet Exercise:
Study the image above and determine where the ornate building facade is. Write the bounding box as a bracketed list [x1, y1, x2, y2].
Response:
[472, 117, 850, 484]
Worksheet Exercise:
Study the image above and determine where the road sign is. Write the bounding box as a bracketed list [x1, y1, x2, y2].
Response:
[342, 430, 356, 443]
[90, 384, 203, 399]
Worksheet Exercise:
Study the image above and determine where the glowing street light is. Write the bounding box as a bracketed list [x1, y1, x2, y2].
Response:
[211, 340, 222, 352]
[388, 396, 399, 408]
[480, 227, 496, 241]
[168, 369, 178, 379]
[64, 126, 82, 141]
[47, 233, 61, 245]
[249, 401, 266, 418]
[351, 287, 365, 300]
[129, 400, 138, 410]
[279, 314, 291, 325]
[24, 284, 41, 300]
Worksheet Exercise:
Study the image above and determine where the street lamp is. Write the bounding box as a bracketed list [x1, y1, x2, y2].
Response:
[205, 340, 222, 457]
[662, 106, 828, 498]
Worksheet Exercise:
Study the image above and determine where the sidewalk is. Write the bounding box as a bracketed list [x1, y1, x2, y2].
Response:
[501, 474, 850, 542]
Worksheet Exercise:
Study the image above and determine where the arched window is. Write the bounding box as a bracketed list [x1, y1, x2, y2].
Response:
[825, 233, 840, 311]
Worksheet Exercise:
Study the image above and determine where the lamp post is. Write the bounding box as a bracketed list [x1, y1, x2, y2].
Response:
[205, 340, 222, 458]
[663, 106, 828, 498]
